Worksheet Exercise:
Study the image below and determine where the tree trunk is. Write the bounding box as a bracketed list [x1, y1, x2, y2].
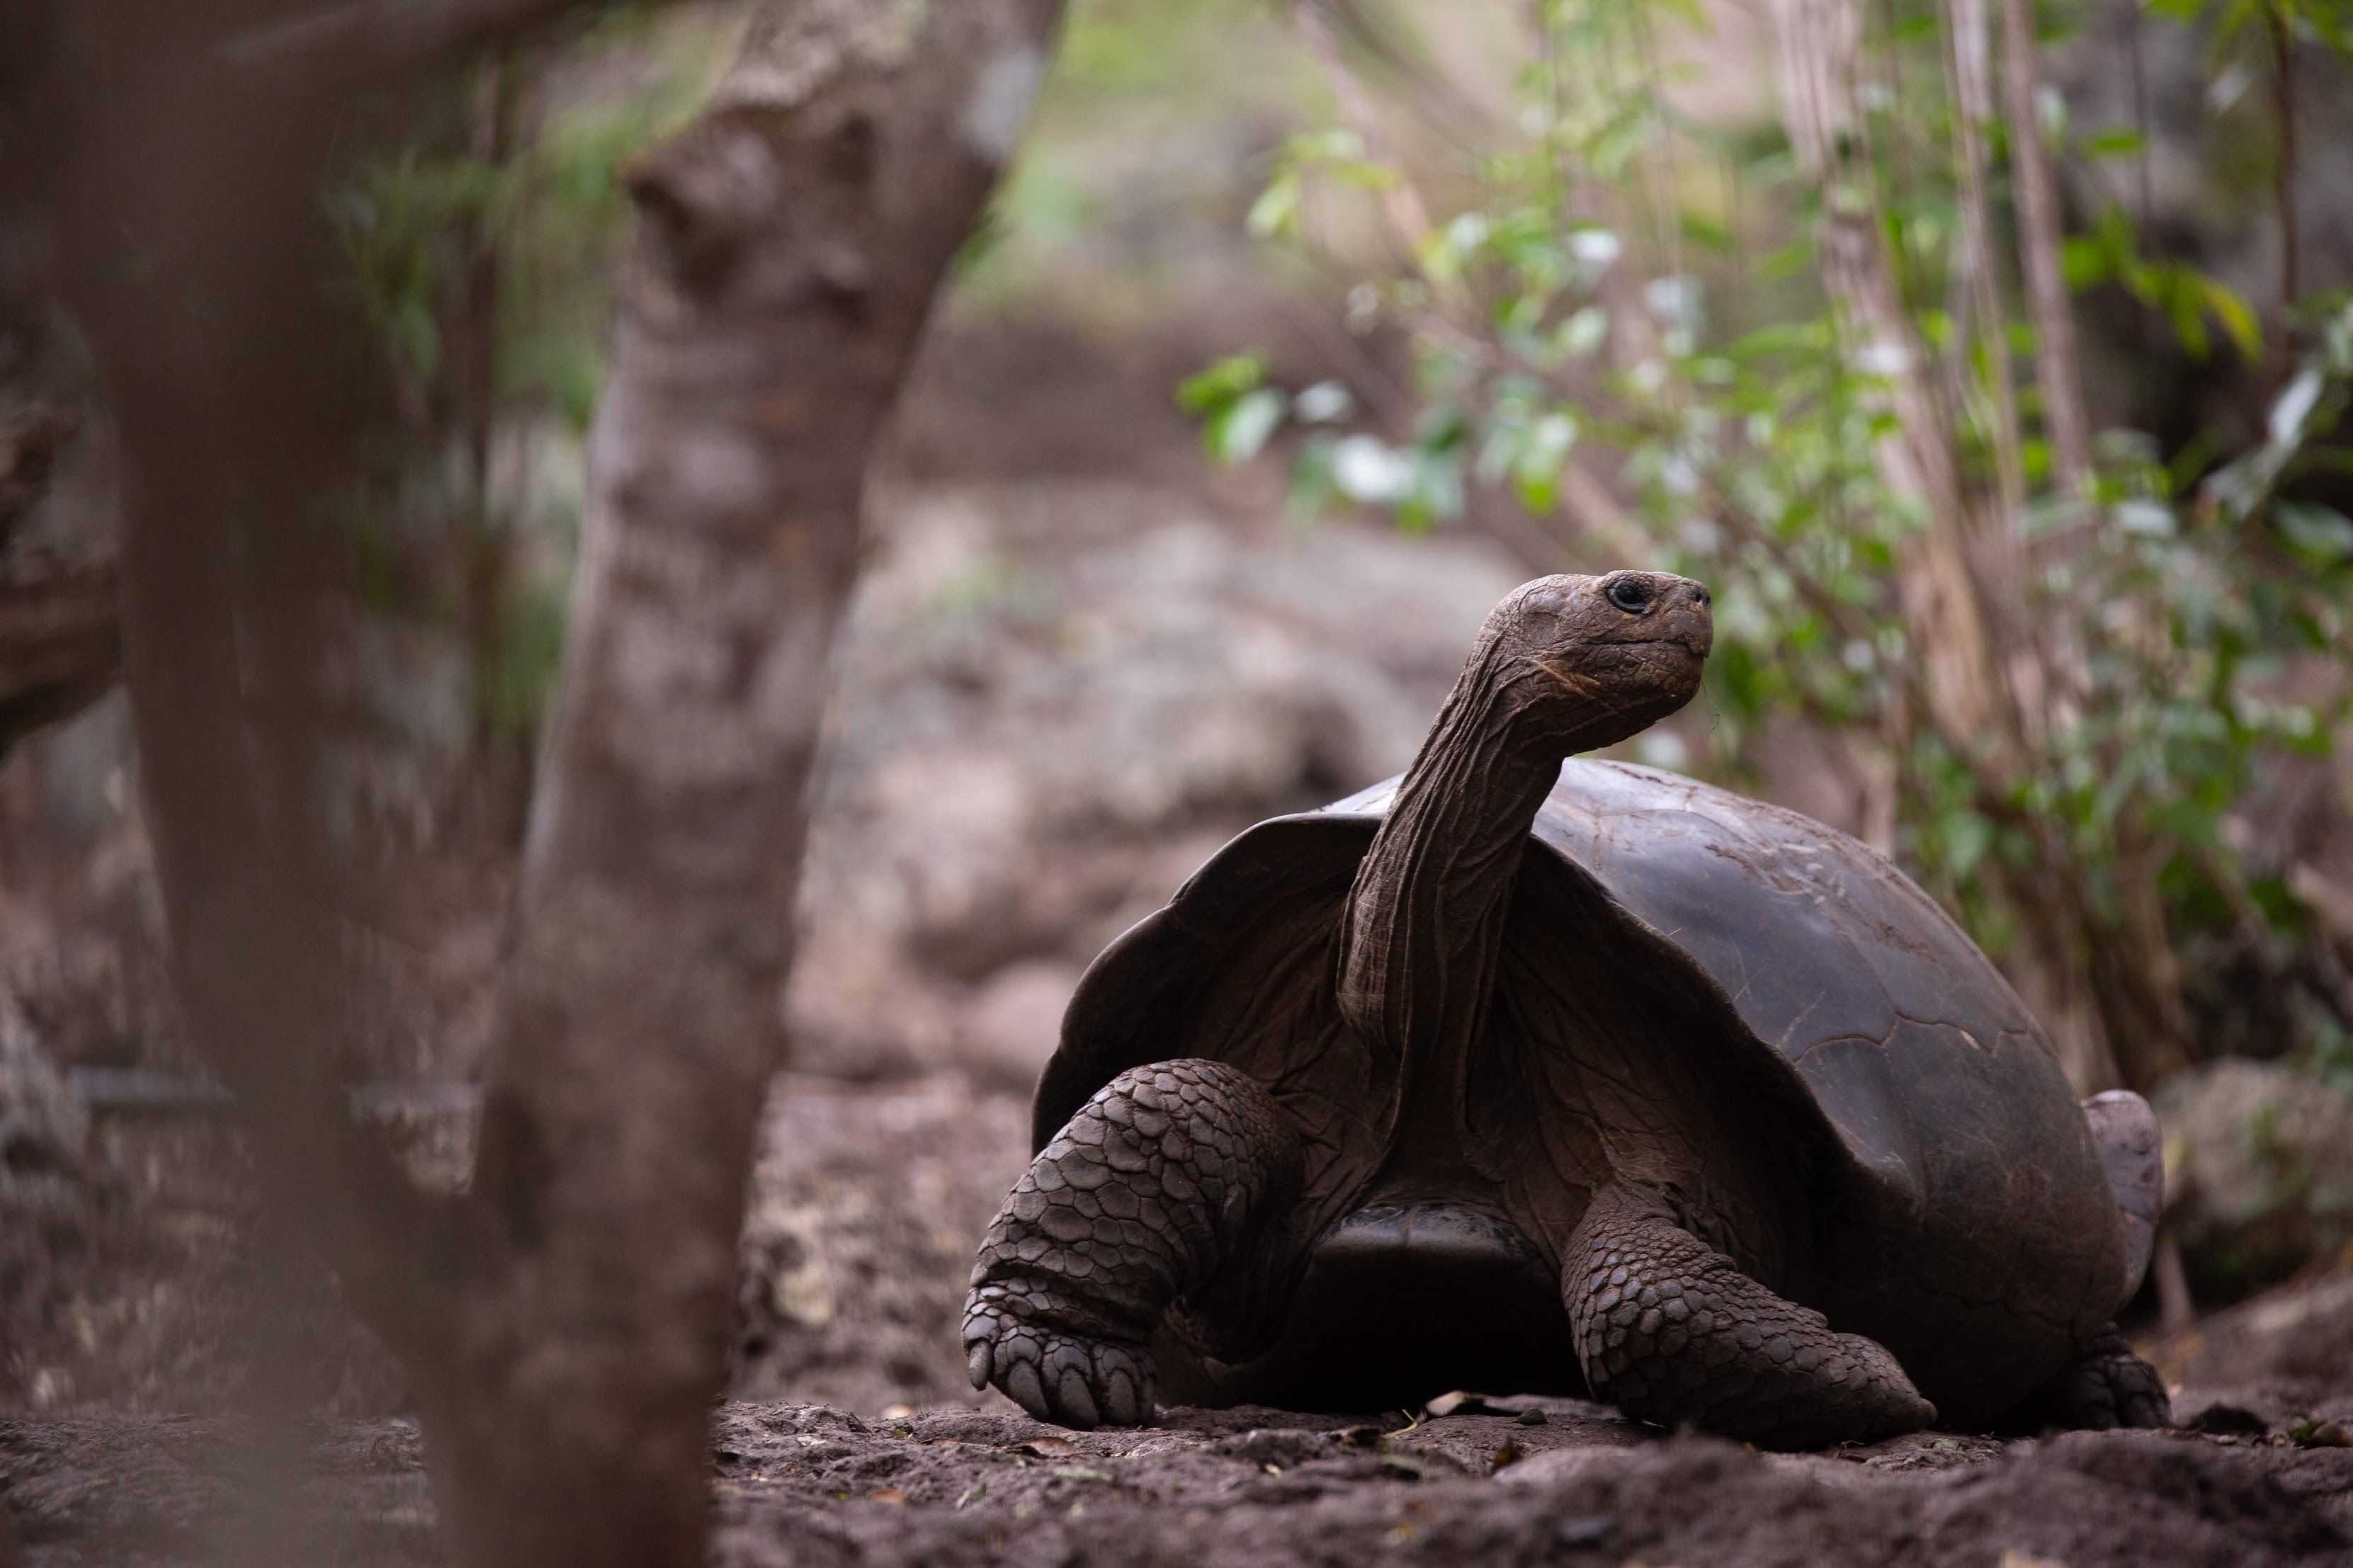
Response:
[0, 227, 121, 756]
[1992, 0, 2189, 1090]
[436, 6, 1063, 1561]
[7, 1, 1063, 1563]
[1943, 0, 2026, 521]
[1996, 0, 2092, 501]
[1770, 0, 2007, 754]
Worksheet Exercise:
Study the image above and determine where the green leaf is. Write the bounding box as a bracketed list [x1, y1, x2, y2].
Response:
[1558, 305, 1609, 359]
[1942, 811, 1995, 881]
[2201, 275, 2263, 359]
[1288, 433, 1339, 520]
[2270, 368, 2326, 446]
[1177, 353, 1268, 414]
[1246, 174, 1300, 240]
[1205, 388, 1286, 463]
[1330, 433, 1413, 505]
[2062, 232, 2117, 291]
[2275, 500, 2353, 564]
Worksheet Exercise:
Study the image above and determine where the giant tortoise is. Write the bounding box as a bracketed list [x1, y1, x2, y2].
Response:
[964, 571, 2166, 1448]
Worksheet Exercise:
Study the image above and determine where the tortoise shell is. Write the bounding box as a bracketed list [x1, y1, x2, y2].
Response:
[1033, 759, 2125, 1424]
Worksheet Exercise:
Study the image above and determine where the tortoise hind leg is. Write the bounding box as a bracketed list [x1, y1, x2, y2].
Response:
[963, 1059, 1301, 1428]
[1563, 1181, 1937, 1450]
[1999, 1326, 2172, 1432]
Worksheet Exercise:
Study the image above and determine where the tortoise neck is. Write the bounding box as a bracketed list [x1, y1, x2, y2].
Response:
[1335, 633, 1565, 1110]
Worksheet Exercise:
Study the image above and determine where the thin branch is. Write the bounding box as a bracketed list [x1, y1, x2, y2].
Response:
[1944, 0, 2026, 521]
[2126, 0, 2155, 232]
[1288, 0, 1439, 256]
[1292, 0, 1657, 567]
[1771, 0, 2010, 756]
[1997, 0, 2094, 499]
[217, 0, 637, 79]
[2265, 1, 2301, 309]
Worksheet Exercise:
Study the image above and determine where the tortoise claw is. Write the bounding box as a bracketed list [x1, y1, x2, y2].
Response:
[1002, 1358, 1050, 1422]
[961, 1285, 1156, 1429]
[1054, 1363, 1101, 1428]
[1099, 1360, 1144, 1426]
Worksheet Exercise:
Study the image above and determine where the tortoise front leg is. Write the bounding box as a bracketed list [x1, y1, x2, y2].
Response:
[1563, 1182, 1937, 1449]
[964, 1059, 1301, 1428]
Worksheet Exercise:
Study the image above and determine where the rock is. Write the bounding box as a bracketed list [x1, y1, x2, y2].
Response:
[2167, 1268, 2353, 1391]
[956, 960, 1082, 1091]
[0, 999, 89, 1226]
[2155, 1059, 2353, 1300]
[0, 997, 97, 1391]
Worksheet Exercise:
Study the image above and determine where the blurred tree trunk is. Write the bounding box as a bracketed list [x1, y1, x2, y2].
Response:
[4, 1, 1062, 1564]
[1993, 0, 2194, 1092]
[1772, 0, 2002, 754]
[436, 4, 1062, 1560]
[0, 239, 120, 756]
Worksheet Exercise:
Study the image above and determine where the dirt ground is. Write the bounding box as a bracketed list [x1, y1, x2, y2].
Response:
[6, 1071, 2353, 1566]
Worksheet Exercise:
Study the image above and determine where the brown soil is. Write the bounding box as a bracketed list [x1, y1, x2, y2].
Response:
[7, 1071, 2353, 1567]
[13, 1396, 2353, 1567]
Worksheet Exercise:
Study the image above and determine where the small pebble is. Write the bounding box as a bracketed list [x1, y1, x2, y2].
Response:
[1554, 1513, 1617, 1547]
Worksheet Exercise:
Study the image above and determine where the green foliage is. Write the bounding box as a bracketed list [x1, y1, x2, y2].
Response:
[329, 18, 723, 784]
[1193, 0, 2352, 1063]
[331, 151, 503, 387]
[2062, 208, 2260, 360]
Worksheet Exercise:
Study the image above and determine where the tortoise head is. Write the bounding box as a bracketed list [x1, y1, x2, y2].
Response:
[1476, 570, 1713, 754]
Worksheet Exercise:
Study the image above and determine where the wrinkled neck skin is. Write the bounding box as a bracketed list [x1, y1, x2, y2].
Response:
[1336, 632, 1601, 1171]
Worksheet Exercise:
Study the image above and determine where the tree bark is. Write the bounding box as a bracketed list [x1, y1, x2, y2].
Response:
[436, 5, 1063, 1561]
[1992, 0, 2191, 1091]
[1770, 0, 2005, 751]
[1943, 0, 2026, 521]
[8, 1, 1062, 1563]
[1996, 0, 2093, 500]
[220, 0, 675, 80]
[0, 237, 122, 756]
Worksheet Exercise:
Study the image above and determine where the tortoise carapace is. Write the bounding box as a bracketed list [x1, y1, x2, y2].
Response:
[963, 572, 2167, 1448]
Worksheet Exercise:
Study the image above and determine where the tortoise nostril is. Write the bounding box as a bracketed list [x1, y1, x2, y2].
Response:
[1691, 583, 1712, 607]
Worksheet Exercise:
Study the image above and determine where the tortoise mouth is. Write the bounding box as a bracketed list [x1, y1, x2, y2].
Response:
[1607, 634, 1711, 659]
[1537, 636, 1708, 692]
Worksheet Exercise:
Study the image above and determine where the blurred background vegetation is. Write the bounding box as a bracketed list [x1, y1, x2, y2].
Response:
[341, 0, 2351, 1075]
[319, 0, 2353, 1300]
[4, 0, 2351, 1413]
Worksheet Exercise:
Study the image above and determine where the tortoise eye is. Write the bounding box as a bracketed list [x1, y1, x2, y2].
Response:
[1605, 577, 1652, 614]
